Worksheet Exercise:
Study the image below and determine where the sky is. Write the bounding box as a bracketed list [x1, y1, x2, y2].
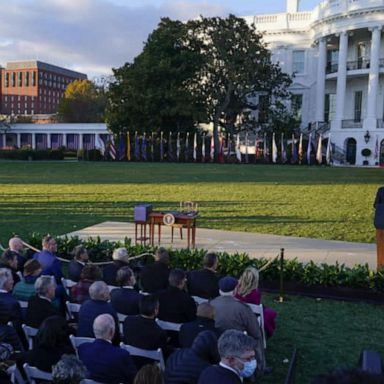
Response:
[0, 0, 320, 79]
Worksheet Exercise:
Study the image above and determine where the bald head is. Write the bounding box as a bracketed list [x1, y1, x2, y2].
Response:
[89, 281, 110, 301]
[9, 237, 23, 252]
[93, 314, 115, 340]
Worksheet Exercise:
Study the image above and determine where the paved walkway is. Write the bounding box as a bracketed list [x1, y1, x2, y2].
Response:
[67, 221, 377, 268]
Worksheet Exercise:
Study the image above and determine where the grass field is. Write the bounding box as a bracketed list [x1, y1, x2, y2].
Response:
[0, 161, 383, 244]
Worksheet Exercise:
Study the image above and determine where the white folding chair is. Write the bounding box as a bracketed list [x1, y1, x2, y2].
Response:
[61, 278, 77, 296]
[7, 364, 25, 384]
[69, 335, 95, 357]
[156, 319, 182, 332]
[116, 312, 127, 334]
[22, 324, 38, 350]
[23, 363, 52, 384]
[120, 343, 165, 371]
[192, 296, 208, 305]
[66, 301, 81, 320]
[18, 300, 28, 309]
[247, 303, 267, 349]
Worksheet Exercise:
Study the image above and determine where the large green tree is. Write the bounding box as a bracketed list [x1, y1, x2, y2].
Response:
[106, 18, 206, 135]
[58, 80, 106, 123]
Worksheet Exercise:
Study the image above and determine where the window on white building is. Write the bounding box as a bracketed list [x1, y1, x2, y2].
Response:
[357, 42, 370, 69]
[324, 94, 336, 122]
[326, 50, 339, 73]
[291, 94, 303, 121]
[354, 91, 362, 122]
[292, 50, 305, 74]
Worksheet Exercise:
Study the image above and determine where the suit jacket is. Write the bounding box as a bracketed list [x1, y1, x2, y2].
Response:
[110, 287, 142, 315]
[25, 295, 61, 328]
[0, 292, 22, 325]
[103, 260, 128, 286]
[68, 260, 85, 282]
[198, 365, 241, 384]
[33, 250, 63, 283]
[78, 339, 136, 384]
[187, 268, 219, 299]
[157, 286, 197, 323]
[77, 299, 118, 339]
[140, 261, 170, 293]
[0, 324, 24, 352]
[179, 317, 220, 348]
[374, 187, 384, 229]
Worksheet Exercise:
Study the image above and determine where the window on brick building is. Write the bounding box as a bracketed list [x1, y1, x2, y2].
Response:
[25, 72, 29, 86]
[5, 73, 9, 87]
[18, 72, 22, 86]
[32, 71, 36, 86]
[11, 72, 16, 87]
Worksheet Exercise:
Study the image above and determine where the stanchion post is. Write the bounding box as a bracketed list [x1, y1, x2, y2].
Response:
[279, 248, 285, 303]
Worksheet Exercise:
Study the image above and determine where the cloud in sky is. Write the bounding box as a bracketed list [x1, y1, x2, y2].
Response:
[0, 0, 230, 78]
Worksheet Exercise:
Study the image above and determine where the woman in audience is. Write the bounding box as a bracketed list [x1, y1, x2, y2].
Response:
[24, 315, 75, 372]
[13, 259, 42, 302]
[70, 264, 102, 304]
[235, 266, 277, 337]
[0, 251, 20, 285]
[133, 364, 163, 384]
[52, 354, 87, 384]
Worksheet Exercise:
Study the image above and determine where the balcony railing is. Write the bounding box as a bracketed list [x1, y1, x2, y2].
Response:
[326, 62, 338, 74]
[342, 120, 362, 128]
[346, 59, 370, 70]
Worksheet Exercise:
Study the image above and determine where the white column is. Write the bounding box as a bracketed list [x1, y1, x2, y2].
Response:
[365, 26, 382, 130]
[62, 133, 67, 148]
[31, 133, 36, 149]
[47, 133, 51, 149]
[333, 31, 348, 130]
[79, 133, 83, 150]
[16, 133, 21, 148]
[316, 37, 327, 122]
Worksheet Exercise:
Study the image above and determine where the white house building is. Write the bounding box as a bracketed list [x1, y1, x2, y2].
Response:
[245, 0, 384, 165]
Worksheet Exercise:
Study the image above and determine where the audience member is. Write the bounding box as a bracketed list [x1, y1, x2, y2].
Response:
[103, 248, 130, 286]
[140, 248, 170, 293]
[33, 236, 63, 283]
[24, 315, 74, 372]
[198, 329, 257, 384]
[25, 275, 61, 328]
[68, 245, 89, 282]
[123, 295, 167, 368]
[187, 253, 219, 299]
[5, 237, 26, 272]
[0, 251, 20, 285]
[77, 281, 119, 343]
[179, 302, 220, 348]
[52, 354, 87, 384]
[0, 312, 24, 353]
[311, 367, 384, 384]
[111, 266, 142, 315]
[13, 259, 42, 302]
[157, 268, 197, 323]
[235, 266, 277, 337]
[133, 364, 163, 384]
[210, 276, 265, 373]
[165, 330, 219, 384]
[70, 264, 102, 304]
[78, 314, 136, 384]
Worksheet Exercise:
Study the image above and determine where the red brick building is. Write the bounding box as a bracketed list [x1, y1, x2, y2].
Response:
[0, 60, 87, 116]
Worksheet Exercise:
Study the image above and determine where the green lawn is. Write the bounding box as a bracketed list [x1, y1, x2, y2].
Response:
[0, 161, 383, 244]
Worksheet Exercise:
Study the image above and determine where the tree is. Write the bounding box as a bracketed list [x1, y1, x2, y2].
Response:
[58, 80, 106, 123]
[106, 18, 206, 135]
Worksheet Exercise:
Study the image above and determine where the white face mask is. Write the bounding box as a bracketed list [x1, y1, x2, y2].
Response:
[236, 357, 257, 378]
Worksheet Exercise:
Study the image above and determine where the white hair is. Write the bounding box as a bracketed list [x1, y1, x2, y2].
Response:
[112, 247, 128, 262]
[0, 268, 12, 290]
[89, 281, 109, 301]
[93, 314, 115, 340]
[34, 275, 56, 296]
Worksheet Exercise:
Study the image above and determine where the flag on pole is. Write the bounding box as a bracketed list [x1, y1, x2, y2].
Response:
[281, 132, 287, 164]
[134, 132, 140, 161]
[326, 134, 332, 165]
[272, 133, 277, 163]
[298, 133, 303, 164]
[263, 133, 268, 160]
[176, 132, 180, 161]
[185, 132, 189, 162]
[201, 134, 205, 162]
[210, 135, 214, 161]
[118, 134, 126, 161]
[307, 132, 312, 165]
[160, 132, 164, 161]
[95, 135, 105, 156]
[218, 134, 224, 163]
[374, 135, 379, 162]
[235, 134, 241, 162]
[316, 134, 322, 164]
[193, 133, 197, 161]
[126, 133, 131, 161]
[109, 135, 116, 160]
[291, 134, 297, 163]
[141, 133, 147, 161]
[245, 132, 249, 163]
[168, 132, 173, 161]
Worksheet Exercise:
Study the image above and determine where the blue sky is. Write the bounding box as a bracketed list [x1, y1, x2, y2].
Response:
[0, 0, 321, 78]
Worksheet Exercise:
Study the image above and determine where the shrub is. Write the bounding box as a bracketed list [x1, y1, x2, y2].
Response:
[0, 149, 64, 160]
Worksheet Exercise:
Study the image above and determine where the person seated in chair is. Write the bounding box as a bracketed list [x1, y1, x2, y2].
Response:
[4, 237, 26, 272]
[140, 248, 170, 293]
[187, 253, 219, 299]
[13, 259, 42, 302]
[68, 245, 89, 282]
[52, 354, 87, 384]
[110, 266, 142, 315]
[70, 264, 102, 304]
[0, 250, 20, 285]
[103, 247, 130, 286]
[78, 314, 136, 384]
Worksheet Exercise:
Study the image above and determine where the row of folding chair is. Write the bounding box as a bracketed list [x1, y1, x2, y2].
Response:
[61, 278, 119, 297]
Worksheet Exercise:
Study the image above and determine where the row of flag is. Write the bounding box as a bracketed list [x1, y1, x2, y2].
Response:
[102, 131, 333, 165]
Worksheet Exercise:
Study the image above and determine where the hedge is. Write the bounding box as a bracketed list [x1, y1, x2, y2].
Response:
[24, 233, 384, 292]
[0, 149, 64, 160]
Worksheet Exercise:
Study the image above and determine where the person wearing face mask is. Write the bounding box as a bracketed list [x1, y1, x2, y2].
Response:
[198, 329, 257, 384]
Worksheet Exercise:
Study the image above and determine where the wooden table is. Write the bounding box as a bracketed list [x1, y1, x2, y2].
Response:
[149, 212, 198, 248]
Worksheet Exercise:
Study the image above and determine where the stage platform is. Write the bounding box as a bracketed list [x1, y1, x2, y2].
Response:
[66, 221, 376, 268]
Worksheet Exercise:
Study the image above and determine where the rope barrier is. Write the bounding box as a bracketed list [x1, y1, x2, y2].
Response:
[258, 254, 279, 272]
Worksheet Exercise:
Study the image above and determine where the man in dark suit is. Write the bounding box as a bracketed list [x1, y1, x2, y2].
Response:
[157, 268, 196, 323]
[198, 330, 257, 384]
[103, 247, 130, 286]
[79, 313, 136, 384]
[179, 302, 220, 348]
[77, 281, 119, 344]
[6, 237, 26, 272]
[140, 247, 170, 293]
[25, 275, 61, 328]
[187, 253, 219, 299]
[68, 245, 89, 282]
[110, 266, 142, 315]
